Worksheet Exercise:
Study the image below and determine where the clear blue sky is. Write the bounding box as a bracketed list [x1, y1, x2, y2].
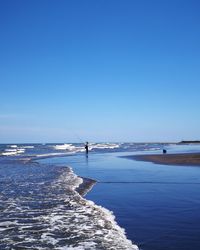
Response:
[0, 0, 200, 143]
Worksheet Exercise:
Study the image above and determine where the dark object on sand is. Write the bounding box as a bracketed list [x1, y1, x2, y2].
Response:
[163, 149, 167, 154]
[85, 142, 89, 154]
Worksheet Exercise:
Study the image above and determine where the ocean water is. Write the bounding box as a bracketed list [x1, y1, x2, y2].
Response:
[1, 142, 200, 249]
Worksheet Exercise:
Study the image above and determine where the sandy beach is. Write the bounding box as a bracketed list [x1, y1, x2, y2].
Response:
[125, 153, 200, 166]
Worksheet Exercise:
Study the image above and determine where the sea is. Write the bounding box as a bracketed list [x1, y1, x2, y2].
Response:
[1, 142, 200, 250]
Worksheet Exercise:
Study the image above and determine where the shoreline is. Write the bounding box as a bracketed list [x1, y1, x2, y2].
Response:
[76, 177, 97, 196]
[123, 152, 200, 166]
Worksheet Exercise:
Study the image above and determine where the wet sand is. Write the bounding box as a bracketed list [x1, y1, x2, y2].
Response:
[76, 177, 97, 196]
[124, 153, 200, 166]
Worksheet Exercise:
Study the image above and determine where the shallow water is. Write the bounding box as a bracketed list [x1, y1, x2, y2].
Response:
[1, 143, 200, 249]
[0, 150, 139, 249]
[40, 151, 200, 250]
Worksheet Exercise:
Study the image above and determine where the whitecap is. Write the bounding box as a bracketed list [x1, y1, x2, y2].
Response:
[22, 146, 35, 149]
[1, 148, 25, 156]
[90, 143, 120, 150]
[54, 144, 76, 151]
[54, 144, 85, 153]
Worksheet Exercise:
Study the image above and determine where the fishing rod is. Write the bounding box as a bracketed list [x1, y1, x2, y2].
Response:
[74, 134, 84, 144]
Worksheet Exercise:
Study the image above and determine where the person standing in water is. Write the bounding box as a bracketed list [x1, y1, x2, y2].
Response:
[85, 142, 89, 154]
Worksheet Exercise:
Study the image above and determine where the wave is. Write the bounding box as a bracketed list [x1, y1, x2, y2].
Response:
[42, 167, 139, 249]
[54, 143, 120, 153]
[1, 148, 25, 156]
[54, 144, 76, 150]
[143, 147, 161, 151]
[53, 144, 85, 153]
[90, 143, 120, 150]
[9, 145, 34, 149]
[22, 146, 35, 149]
[0, 166, 138, 250]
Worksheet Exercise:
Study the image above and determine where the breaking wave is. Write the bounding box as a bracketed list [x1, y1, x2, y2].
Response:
[0, 145, 34, 156]
[1, 148, 25, 156]
[0, 142, 183, 159]
[89, 143, 120, 150]
[53, 143, 120, 153]
[0, 164, 138, 250]
[54, 144, 85, 153]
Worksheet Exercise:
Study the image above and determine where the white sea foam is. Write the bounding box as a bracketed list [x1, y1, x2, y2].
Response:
[54, 144, 85, 153]
[53, 143, 120, 153]
[5, 149, 17, 152]
[0, 166, 138, 249]
[143, 147, 161, 151]
[1, 148, 25, 156]
[54, 144, 76, 151]
[90, 143, 120, 150]
[22, 146, 35, 149]
[40, 168, 139, 250]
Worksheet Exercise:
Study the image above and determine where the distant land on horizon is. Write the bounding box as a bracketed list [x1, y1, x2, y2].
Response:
[179, 140, 200, 144]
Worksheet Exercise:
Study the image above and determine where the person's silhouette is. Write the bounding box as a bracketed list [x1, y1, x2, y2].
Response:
[85, 142, 89, 155]
[163, 149, 167, 154]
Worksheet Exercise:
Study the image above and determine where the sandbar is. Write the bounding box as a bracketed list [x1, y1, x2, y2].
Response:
[124, 153, 200, 166]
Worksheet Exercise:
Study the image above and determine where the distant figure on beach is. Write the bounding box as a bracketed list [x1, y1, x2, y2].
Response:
[85, 142, 89, 155]
[163, 149, 167, 154]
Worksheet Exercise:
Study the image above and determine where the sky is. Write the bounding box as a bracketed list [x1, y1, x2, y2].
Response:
[0, 0, 200, 143]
